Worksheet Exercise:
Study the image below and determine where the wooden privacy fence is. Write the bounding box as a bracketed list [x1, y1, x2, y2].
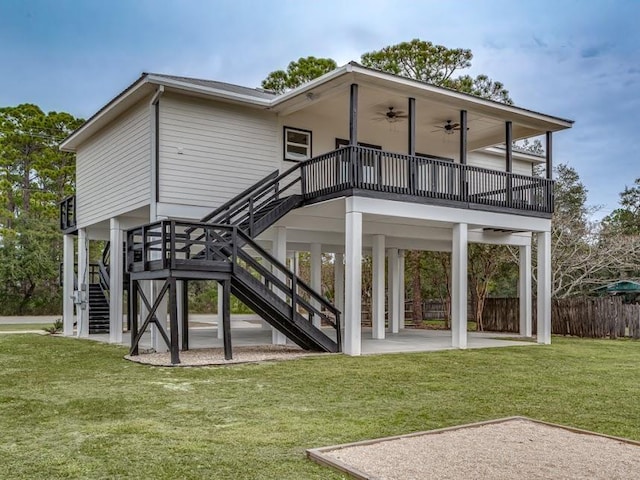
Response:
[483, 297, 640, 339]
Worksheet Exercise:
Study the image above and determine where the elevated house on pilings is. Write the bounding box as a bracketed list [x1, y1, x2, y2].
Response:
[59, 62, 573, 364]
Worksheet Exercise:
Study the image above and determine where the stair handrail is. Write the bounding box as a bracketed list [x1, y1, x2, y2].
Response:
[235, 228, 341, 348]
[97, 243, 111, 301]
[201, 162, 304, 225]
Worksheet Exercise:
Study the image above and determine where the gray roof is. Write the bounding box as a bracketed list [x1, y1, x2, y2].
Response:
[145, 72, 276, 99]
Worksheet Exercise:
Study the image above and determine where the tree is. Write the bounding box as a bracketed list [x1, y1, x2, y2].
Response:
[0, 104, 83, 314]
[261, 56, 337, 94]
[360, 39, 513, 103]
[602, 178, 640, 236]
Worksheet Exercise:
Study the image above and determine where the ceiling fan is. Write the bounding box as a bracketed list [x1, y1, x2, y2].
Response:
[432, 120, 463, 135]
[374, 106, 408, 123]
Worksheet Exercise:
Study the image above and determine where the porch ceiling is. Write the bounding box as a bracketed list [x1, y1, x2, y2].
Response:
[273, 66, 571, 152]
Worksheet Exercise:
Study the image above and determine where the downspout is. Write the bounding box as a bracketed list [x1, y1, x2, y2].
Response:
[149, 85, 164, 221]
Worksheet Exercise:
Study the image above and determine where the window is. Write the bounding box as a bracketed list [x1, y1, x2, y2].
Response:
[283, 127, 312, 161]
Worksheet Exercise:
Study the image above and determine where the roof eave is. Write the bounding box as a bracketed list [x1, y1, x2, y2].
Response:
[60, 74, 151, 152]
[60, 74, 275, 152]
[347, 64, 574, 131]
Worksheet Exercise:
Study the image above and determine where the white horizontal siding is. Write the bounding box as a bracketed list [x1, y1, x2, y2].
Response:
[75, 100, 151, 227]
[159, 93, 279, 208]
[468, 151, 533, 176]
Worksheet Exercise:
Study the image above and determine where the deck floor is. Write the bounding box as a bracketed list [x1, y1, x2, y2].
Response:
[85, 314, 535, 355]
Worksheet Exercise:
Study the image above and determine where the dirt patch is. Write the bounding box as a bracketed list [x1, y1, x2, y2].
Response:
[309, 417, 640, 480]
[125, 344, 325, 366]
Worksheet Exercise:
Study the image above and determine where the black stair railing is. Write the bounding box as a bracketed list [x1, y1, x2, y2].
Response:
[201, 162, 304, 231]
[126, 220, 341, 350]
[59, 195, 77, 232]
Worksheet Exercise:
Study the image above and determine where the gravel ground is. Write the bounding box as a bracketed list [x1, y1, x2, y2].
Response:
[125, 345, 322, 366]
[319, 418, 640, 479]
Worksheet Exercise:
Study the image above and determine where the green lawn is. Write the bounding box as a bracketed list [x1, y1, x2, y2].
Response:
[1, 335, 639, 479]
[0, 323, 53, 332]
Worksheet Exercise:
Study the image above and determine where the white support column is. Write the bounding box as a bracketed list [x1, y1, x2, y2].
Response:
[217, 282, 224, 339]
[519, 244, 533, 338]
[344, 210, 363, 355]
[451, 223, 468, 349]
[398, 249, 406, 330]
[334, 253, 344, 314]
[537, 231, 552, 344]
[388, 248, 400, 334]
[271, 226, 288, 345]
[310, 243, 322, 328]
[77, 228, 89, 338]
[372, 234, 386, 339]
[62, 234, 75, 336]
[109, 218, 124, 344]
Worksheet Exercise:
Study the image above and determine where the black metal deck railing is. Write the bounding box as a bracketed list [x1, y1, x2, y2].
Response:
[59, 195, 77, 232]
[300, 146, 554, 214]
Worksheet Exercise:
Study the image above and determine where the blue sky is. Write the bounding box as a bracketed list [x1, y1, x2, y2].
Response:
[1, 0, 638, 218]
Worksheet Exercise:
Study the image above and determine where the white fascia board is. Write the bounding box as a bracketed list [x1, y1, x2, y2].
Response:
[269, 64, 353, 106]
[60, 76, 152, 152]
[347, 196, 552, 233]
[145, 75, 272, 107]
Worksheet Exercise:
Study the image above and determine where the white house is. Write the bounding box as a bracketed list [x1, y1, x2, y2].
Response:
[59, 62, 573, 363]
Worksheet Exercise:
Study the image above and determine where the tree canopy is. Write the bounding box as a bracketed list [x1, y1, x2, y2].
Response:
[261, 39, 512, 103]
[261, 56, 337, 94]
[360, 39, 512, 104]
[602, 178, 640, 236]
[0, 104, 83, 314]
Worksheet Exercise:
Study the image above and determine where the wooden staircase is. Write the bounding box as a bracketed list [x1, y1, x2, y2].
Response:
[88, 284, 110, 334]
[126, 164, 341, 359]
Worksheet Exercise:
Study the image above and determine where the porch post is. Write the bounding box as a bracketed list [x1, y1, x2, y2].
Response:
[62, 234, 75, 336]
[109, 217, 124, 344]
[505, 121, 513, 172]
[217, 282, 224, 339]
[334, 253, 345, 314]
[408, 97, 416, 155]
[451, 223, 468, 348]
[546, 131, 553, 179]
[349, 84, 358, 145]
[168, 277, 180, 365]
[271, 226, 288, 345]
[372, 234, 386, 339]
[222, 279, 232, 360]
[344, 205, 362, 355]
[77, 228, 89, 338]
[459, 110, 468, 165]
[519, 245, 532, 337]
[505, 121, 513, 206]
[388, 248, 400, 334]
[398, 249, 406, 329]
[536, 231, 552, 344]
[181, 280, 189, 351]
[310, 243, 322, 328]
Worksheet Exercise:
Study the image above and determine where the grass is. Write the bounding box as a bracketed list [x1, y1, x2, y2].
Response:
[0, 323, 53, 332]
[1, 335, 639, 479]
